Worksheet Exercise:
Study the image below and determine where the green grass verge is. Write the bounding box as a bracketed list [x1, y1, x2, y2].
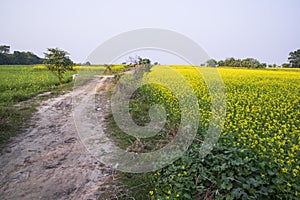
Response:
[0, 64, 133, 145]
[0, 65, 95, 144]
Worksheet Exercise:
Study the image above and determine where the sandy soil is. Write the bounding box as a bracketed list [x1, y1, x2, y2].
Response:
[0, 76, 117, 200]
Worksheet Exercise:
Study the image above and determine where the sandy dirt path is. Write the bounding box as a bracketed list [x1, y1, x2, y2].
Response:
[0, 76, 116, 200]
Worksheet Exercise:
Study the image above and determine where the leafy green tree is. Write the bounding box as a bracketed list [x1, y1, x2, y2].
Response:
[281, 63, 290, 68]
[206, 59, 218, 67]
[0, 53, 9, 65]
[288, 49, 300, 68]
[85, 61, 91, 66]
[240, 58, 264, 68]
[217, 60, 225, 66]
[44, 48, 74, 84]
[138, 57, 151, 72]
[224, 57, 236, 67]
[0, 45, 10, 54]
[138, 57, 151, 65]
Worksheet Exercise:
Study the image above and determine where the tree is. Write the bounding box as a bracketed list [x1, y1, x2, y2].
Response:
[126, 56, 152, 73]
[138, 57, 151, 65]
[218, 60, 225, 66]
[206, 59, 218, 67]
[240, 58, 264, 68]
[282, 63, 291, 68]
[0, 45, 10, 54]
[138, 57, 151, 72]
[224, 57, 237, 67]
[84, 61, 91, 66]
[44, 48, 74, 84]
[288, 49, 300, 68]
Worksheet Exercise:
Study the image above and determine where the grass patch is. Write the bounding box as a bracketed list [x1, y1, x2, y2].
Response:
[0, 64, 133, 144]
[103, 112, 154, 199]
[0, 65, 96, 144]
[0, 103, 36, 142]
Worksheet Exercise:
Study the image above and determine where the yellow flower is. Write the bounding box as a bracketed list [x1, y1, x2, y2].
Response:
[292, 169, 299, 177]
[149, 190, 154, 195]
[282, 168, 288, 173]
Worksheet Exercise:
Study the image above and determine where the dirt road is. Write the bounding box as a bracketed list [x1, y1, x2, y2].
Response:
[0, 76, 116, 200]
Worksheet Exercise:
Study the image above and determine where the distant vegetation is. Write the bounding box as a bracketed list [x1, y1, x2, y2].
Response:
[205, 49, 300, 68]
[0, 45, 43, 65]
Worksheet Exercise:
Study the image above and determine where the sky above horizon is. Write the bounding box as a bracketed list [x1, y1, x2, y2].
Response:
[1, 0, 300, 65]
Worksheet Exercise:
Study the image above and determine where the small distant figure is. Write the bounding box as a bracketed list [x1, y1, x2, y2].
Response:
[104, 64, 112, 75]
[72, 74, 80, 80]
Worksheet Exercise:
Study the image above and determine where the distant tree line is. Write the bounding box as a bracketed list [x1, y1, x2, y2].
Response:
[205, 49, 300, 68]
[205, 58, 268, 68]
[1, 44, 299, 68]
[0, 45, 43, 65]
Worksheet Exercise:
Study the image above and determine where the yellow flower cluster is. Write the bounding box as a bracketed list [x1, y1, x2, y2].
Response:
[145, 66, 299, 199]
[219, 68, 299, 178]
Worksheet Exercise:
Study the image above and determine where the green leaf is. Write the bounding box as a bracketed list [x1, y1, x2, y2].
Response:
[232, 188, 242, 198]
[183, 193, 191, 199]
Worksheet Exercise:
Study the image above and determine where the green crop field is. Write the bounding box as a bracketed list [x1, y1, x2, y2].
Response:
[0, 65, 70, 103]
[0, 65, 75, 142]
[0, 64, 129, 143]
[114, 66, 300, 199]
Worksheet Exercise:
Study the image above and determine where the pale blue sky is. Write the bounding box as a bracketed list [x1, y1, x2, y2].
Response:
[1, 0, 300, 64]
